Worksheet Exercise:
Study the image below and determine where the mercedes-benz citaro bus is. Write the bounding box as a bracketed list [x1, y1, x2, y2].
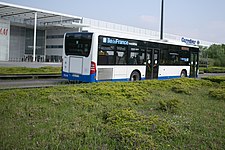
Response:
[62, 29, 199, 82]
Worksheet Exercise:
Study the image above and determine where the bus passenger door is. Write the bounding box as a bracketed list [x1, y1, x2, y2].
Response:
[153, 49, 160, 79]
[146, 49, 159, 79]
[145, 49, 153, 79]
[190, 52, 199, 78]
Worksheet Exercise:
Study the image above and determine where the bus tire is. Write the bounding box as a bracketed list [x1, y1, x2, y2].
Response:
[130, 71, 140, 81]
[180, 70, 187, 78]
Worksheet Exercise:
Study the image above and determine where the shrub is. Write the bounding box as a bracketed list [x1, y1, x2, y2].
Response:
[202, 67, 225, 73]
[158, 99, 182, 113]
[171, 86, 191, 95]
[209, 88, 225, 101]
[202, 76, 225, 84]
[220, 82, 225, 88]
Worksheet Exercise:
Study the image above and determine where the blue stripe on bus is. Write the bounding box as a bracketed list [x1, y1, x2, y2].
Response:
[62, 72, 185, 82]
[62, 71, 96, 82]
[62, 71, 147, 82]
[158, 76, 181, 80]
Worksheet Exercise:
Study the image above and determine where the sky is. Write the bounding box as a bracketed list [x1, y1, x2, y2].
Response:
[2, 0, 225, 43]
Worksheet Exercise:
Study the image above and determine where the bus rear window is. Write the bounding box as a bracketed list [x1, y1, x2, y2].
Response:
[65, 33, 93, 57]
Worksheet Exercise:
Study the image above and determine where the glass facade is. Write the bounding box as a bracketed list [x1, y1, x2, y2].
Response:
[25, 28, 45, 55]
[9, 26, 46, 62]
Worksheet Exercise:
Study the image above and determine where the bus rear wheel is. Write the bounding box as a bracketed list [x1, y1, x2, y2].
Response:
[130, 71, 140, 81]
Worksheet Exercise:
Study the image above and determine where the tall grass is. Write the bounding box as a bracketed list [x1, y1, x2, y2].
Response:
[0, 78, 225, 149]
[0, 66, 61, 74]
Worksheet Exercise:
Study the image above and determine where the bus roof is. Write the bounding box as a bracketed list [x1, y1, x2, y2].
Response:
[66, 29, 199, 49]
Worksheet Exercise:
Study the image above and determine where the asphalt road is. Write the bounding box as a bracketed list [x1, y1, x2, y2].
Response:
[198, 73, 225, 78]
[0, 78, 67, 90]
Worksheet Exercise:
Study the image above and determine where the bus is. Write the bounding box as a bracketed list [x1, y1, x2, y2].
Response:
[62, 30, 199, 82]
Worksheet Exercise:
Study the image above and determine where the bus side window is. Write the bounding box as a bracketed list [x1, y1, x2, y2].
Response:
[98, 45, 115, 65]
[107, 55, 114, 64]
[128, 56, 137, 64]
[98, 51, 107, 65]
[116, 52, 126, 64]
[128, 52, 145, 65]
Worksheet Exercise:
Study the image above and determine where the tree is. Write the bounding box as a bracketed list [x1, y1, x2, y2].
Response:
[199, 46, 209, 67]
[204, 44, 225, 67]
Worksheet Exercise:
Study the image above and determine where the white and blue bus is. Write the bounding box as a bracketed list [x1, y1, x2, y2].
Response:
[62, 30, 199, 82]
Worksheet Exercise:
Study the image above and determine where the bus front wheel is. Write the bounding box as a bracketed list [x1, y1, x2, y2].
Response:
[130, 71, 140, 81]
[180, 70, 187, 78]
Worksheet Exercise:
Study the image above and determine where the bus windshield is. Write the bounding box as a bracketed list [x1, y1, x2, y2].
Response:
[65, 33, 93, 57]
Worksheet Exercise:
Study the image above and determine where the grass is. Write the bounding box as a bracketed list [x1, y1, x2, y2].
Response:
[0, 78, 225, 149]
[0, 66, 61, 75]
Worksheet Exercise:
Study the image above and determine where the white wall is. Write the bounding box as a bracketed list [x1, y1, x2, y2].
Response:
[0, 19, 10, 61]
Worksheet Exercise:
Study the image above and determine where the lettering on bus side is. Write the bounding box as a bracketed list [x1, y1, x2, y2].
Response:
[103, 37, 129, 45]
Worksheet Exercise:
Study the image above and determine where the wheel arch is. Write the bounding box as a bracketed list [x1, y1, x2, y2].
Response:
[130, 69, 141, 80]
[181, 69, 187, 77]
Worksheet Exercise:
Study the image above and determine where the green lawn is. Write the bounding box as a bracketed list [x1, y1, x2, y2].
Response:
[0, 66, 61, 75]
[0, 78, 225, 149]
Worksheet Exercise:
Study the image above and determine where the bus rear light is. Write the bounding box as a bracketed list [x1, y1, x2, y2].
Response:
[90, 61, 96, 74]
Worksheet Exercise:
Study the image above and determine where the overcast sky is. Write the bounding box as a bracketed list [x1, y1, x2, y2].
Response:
[2, 0, 225, 43]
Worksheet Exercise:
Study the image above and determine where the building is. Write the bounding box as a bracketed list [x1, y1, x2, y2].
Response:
[0, 2, 214, 62]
